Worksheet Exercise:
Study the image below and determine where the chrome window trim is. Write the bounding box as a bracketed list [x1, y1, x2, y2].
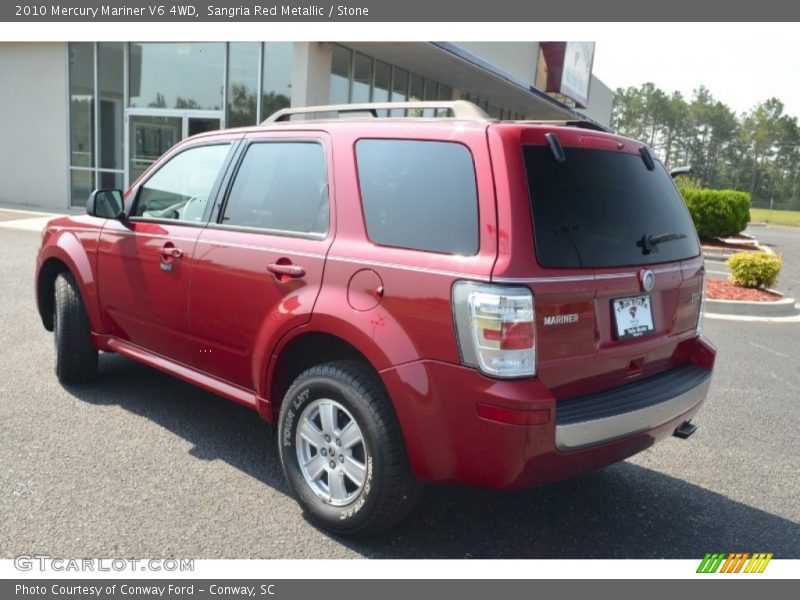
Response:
[206, 222, 328, 242]
[326, 255, 490, 281]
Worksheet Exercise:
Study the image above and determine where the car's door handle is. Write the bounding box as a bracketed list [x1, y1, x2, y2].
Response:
[267, 262, 306, 280]
[157, 246, 183, 260]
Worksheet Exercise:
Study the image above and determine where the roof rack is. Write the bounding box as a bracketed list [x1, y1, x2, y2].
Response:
[262, 100, 491, 123]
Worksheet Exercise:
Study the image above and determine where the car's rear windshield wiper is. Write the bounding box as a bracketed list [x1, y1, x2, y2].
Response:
[636, 232, 687, 255]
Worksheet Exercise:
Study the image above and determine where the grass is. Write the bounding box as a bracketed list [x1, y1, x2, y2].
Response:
[750, 207, 800, 228]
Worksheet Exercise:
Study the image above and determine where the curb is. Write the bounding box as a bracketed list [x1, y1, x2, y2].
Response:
[705, 295, 799, 317]
[702, 251, 731, 261]
[701, 235, 775, 261]
[700, 244, 774, 258]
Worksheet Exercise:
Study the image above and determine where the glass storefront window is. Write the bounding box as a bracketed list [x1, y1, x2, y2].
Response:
[423, 79, 438, 101]
[459, 91, 518, 119]
[70, 169, 94, 207]
[373, 61, 391, 116]
[408, 73, 424, 102]
[488, 104, 503, 119]
[128, 43, 225, 110]
[68, 42, 94, 169]
[352, 53, 372, 103]
[391, 68, 408, 101]
[68, 42, 297, 207]
[98, 42, 124, 170]
[408, 73, 425, 117]
[373, 61, 391, 102]
[128, 115, 182, 183]
[228, 43, 259, 127]
[328, 45, 457, 117]
[98, 171, 124, 191]
[330, 45, 351, 105]
[422, 79, 438, 116]
[435, 84, 452, 117]
[262, 42, 292, 121]
[389, 67, 408, 116]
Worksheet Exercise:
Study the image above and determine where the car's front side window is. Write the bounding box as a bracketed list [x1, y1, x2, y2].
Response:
[132, 143, 232, 222]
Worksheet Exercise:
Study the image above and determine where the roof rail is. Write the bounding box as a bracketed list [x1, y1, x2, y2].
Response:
[262, 100, 490, 123]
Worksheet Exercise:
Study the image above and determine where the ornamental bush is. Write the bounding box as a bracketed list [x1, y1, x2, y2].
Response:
[679, 188, 751, 239]
[726, 252, 782, 289]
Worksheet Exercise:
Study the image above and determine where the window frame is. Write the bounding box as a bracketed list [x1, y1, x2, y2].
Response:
[353, 137, 481, 257]
[210, 138, 331, 241]
[128, 139, 239, 227]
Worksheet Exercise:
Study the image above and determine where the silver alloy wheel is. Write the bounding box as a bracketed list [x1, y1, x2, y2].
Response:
[295, 398, 369, 507]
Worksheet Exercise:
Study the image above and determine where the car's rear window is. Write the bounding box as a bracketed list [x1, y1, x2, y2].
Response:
[523, 145, 700, 268]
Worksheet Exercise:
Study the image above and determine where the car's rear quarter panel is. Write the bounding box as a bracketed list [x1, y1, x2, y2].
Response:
[306, 121, 498, 369]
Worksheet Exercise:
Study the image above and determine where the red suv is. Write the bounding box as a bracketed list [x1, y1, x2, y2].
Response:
[36, 101, 715, 536]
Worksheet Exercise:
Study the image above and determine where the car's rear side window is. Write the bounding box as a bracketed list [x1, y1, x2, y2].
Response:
[222, 141, 328, 236]
[524, 145, 700, 268]
[355, 139, 479, 255]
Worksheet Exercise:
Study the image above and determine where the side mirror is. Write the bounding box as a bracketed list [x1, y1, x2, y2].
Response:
[87, 189, 125, 220]
[670, 165, 692, 179]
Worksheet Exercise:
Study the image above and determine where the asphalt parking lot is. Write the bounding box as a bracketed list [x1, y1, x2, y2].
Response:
[1, 216, 798, 559]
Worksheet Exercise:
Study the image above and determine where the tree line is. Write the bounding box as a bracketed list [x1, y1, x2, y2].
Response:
[611, 83, 800, 210]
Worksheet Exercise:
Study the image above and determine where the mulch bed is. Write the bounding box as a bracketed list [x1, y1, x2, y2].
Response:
[705, 278, 782, 302]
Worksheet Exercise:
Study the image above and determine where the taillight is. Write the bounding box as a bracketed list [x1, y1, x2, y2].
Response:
[696, 277, 706, 335]
[452, 282, 536, 378]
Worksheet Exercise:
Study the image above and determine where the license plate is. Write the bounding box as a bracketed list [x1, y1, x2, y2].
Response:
[612, 294, 654, 339]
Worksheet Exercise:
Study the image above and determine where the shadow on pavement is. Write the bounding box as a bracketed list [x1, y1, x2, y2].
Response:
[66, 353, 800, 559]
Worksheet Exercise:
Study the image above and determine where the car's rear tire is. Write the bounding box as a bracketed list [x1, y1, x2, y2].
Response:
[278, 360, 421, 537]
[54, 271, 98, 383]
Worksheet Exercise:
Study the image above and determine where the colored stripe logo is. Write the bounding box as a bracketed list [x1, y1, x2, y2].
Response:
[697, 552, 773, 573]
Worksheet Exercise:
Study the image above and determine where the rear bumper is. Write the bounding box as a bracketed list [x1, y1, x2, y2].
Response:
[554, 364, 711, 451]
[381, 335, 715, 489]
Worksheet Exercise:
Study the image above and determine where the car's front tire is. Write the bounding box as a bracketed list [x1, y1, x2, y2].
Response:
[54, 271, 98, 383]
[278, 360, 421, 537]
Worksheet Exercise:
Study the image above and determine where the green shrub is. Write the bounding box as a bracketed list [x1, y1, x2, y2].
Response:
[726, 252, 782, 289]
[673, 175, 702, 190]
[679, 188, 751, 239]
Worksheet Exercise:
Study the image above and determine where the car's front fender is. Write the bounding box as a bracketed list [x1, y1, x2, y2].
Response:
[36, 218, 104, 334]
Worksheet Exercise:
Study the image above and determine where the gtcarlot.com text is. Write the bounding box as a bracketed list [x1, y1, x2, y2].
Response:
[14, 555, 194, 573]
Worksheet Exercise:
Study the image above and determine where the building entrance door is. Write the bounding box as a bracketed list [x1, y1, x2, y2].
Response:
[125, 109, 223, 185]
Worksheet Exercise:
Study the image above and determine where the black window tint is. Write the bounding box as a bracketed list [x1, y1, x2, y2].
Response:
[134, 144, 231, 222]
[222, 142, 328, 235]
[524, 146, 700, 268]
[356, 140, 479, 255]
